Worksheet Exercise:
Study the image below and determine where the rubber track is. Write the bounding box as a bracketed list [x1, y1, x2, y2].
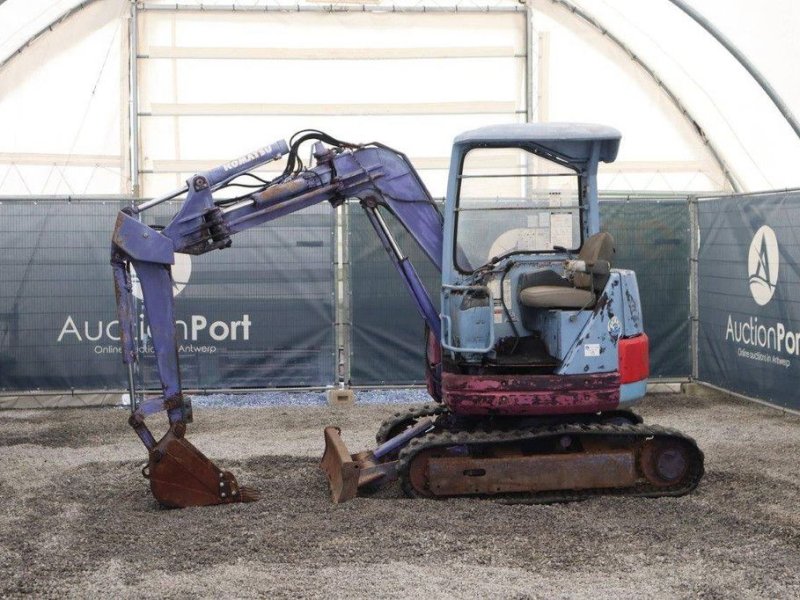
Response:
[375, 404, 448, 445]
[376, 406, 641, 445]
[397, 422, 705, 503]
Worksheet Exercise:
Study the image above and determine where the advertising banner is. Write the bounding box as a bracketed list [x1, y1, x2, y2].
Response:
[697, 190, 800, 411]
[0, 200, 335, 392]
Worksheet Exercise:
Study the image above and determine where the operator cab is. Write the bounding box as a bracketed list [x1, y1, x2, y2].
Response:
[440, 123, 623, 374]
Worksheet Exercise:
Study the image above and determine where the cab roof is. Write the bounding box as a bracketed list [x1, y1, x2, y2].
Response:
[454, 122, 621, 164]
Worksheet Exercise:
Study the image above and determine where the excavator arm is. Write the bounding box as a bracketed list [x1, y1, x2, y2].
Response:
[111, 132, 443, 507]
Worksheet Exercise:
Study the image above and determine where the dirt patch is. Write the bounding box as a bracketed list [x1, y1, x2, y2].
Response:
[1, 393, 799, 599]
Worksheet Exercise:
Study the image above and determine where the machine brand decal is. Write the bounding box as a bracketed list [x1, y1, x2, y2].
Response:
[222, 145, 276, 172]
[584, 343, 600, 357]
[748, 225, 779, 306]
[608, 316, 621, 339]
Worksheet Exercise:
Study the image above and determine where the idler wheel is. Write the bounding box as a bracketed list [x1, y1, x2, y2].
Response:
[640, 439, 690, 487]
[406, 447, 448, 498]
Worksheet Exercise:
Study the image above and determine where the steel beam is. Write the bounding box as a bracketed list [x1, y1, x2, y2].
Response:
[128, 0, 140, 197]
[138, 3, 525, 14]
[544, 0, 741, 193]
[688, 195, 699, 381]
[666, 0, 800, 142]
[333, 203, 352, 386]
[0, 0, 104, 73]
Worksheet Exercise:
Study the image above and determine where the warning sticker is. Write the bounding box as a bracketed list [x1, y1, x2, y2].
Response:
[493, 305, 504, 324]
[584, 343, 601, 357]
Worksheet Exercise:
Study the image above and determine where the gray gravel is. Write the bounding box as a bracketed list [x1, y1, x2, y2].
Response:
[1, 390, 799, 599]
[192, 388, 431, 408]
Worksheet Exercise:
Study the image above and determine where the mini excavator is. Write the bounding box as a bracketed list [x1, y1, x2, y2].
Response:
[111, 124, 704, 508]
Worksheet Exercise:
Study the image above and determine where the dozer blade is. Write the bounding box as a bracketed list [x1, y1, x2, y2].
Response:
[321, 426, 360, 503]
[146, 426, 258, 508]
[321, 426, 394, 504]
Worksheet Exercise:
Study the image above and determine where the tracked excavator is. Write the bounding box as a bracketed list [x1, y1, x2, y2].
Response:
[111, 124, 704, 508]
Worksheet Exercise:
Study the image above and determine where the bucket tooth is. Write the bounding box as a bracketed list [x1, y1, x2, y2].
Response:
[146, 426, 258, 508]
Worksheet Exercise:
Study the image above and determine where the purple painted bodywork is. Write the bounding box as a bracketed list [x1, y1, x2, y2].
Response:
[111, 139, 444, 452]
[441, 371, 621, 416]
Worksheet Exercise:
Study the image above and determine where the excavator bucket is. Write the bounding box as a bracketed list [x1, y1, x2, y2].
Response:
[145, 427, 259, 508]
[321, 426, 392, 503]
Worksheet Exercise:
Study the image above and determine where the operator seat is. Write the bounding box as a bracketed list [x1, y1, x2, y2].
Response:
[518, 232, 615, 310]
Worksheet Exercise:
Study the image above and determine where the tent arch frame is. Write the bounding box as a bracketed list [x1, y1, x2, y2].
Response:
[3, 0, 799, 194]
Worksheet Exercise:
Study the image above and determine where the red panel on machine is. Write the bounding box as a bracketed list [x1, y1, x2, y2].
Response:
[618, 334, 649, 383]
[442, 372, 621, 416]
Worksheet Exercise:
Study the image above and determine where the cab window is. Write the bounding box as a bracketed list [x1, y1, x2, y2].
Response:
[455, 146, 581, 272]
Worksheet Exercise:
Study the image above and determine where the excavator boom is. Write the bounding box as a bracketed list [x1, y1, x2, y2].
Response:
[112, 132, 444, 507]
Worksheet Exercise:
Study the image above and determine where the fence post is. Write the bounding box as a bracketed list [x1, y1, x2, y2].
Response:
[333, 202, 353, 390]
[127, 1, 142, 412]
[688, 195, 699, 381]
[127, 0, 140, 198]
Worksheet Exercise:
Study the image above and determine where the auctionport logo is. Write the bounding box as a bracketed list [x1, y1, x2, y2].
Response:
[748, 225, 779, 306]
[57, 253, 252, 348]
[725, 224, 793, 367]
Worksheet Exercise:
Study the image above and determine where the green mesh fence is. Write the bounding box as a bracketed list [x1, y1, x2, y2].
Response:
[601, 197, 691, 379]
[348, 202, 442, 385]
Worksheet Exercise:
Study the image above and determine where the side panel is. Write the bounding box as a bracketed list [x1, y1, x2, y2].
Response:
[557, 273, 629, 376]
[442, 371, 620, 416]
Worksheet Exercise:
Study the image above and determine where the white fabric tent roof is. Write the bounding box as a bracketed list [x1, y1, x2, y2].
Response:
[0, 0, 798, 196]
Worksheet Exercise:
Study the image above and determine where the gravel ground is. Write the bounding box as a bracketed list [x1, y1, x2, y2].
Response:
[1, 390, 799, 599]
[192, 388, 432, 409]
